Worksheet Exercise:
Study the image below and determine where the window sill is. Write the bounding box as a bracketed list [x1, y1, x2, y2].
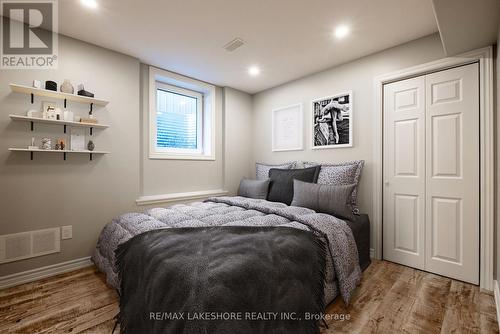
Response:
[148, 152, 215, 161]
[136, 189, 228, 206]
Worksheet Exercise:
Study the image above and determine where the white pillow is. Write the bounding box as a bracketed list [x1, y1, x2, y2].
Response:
[255, 161, 296, 180]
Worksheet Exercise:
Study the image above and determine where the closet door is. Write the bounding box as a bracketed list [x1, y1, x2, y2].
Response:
[383, 76, 426, 270]
[424, 63, 479, 284]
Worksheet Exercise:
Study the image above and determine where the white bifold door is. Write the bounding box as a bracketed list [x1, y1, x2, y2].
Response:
[383, 63, 479, 284]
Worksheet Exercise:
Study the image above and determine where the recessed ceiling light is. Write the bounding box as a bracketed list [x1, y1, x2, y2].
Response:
[81, 0, 98, 9]
[248, 66, 260, 77]
[334, 25, 350, 39]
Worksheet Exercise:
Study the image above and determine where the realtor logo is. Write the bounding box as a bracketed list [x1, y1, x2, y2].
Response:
[1, 0, 58, 69]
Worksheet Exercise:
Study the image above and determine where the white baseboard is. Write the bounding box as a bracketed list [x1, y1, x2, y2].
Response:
[0, 256, 92, 290]
[370, 248, 375, 259]
[494, 280, 500, 331]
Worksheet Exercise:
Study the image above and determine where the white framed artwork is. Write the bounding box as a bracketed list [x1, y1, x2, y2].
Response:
[311, 91, 353, 149]
[271, 103, 303, 152]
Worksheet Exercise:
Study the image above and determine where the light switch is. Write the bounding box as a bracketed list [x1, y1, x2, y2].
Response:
[61, 225, 72, 240]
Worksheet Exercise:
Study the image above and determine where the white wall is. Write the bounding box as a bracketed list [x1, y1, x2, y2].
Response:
[223, 87, 253, 194]
[139, 64, 224, 196]
[0, 35, 141, 276]
[251, 33, 446, 247]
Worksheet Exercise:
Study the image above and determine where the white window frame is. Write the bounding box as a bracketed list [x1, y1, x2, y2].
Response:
[149, 66, 216, 160]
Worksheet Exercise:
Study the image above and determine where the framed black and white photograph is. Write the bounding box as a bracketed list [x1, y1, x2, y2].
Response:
[311, 91, 353, 149]
[272, 103, 303, 152]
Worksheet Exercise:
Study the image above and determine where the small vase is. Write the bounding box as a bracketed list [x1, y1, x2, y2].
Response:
[60, 79, 74, 94]
[87, 140, 95, 151]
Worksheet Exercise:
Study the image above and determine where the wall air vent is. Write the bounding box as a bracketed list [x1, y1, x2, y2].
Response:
[0, 228, 60, 263]
[224, 38, 245, 52]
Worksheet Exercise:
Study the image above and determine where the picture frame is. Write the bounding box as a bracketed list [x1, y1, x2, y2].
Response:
[311, 91, 353, 149]
[70, 128, 86, 151]
[271, 103, 303, 152]
[42, 101, 57, 120]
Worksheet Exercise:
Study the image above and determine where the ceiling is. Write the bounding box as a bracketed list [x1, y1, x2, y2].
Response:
[432, 0, 500, 56]
[58, 0, 439, 94]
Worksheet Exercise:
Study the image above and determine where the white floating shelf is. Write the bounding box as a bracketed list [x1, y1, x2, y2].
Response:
[9, 114, 109, 129]
[10, 83, 109, 106]
[9, 148, 109, 154]
[9, 148, 109, 160]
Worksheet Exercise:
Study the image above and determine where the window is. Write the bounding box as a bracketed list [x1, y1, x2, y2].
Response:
[156, 83, 202, 154]
[149, 67, 215, 160]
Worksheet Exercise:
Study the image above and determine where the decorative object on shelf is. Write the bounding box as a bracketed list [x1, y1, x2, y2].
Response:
[45, 80, 57, 91]
[41, 137, 52, 150]
[32, 80, 41, 89]
[77, 90, 95, 98]
[28, 137, 39, 150]
[42, 101, 57, 119]
[46, 107, 56, 120]
[63, 110, 74, 122]
[312, 91, 353, 149]
[87, 140, 95, 151]
[55, 107, 62, 120]
[77, 84, 95, 98]
[56, 138, 65, 150]
[80, 117, 98, 124]
[60, 79, 74, 94]
[27, 109, 41, 118]
[70, 128, 85, 151]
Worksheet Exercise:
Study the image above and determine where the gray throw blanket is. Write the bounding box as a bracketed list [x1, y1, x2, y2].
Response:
[92, 196, 361, 304]
[116, 226, 327, 334]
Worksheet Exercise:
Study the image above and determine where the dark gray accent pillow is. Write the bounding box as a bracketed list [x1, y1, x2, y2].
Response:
[255, 162, 296, 180]
[237, 179, 270, 199]
[291, 180, 356, 221]
[267, 166, 320, 205]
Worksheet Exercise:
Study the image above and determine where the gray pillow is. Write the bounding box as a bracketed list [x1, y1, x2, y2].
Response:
[237, 179, 270, 199]
[291, 179, 356, 221]
[303, 160, 364, 211]
[255, 162, 296, 180]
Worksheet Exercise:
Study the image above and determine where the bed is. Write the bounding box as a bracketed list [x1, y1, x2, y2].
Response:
[93, 196, 370, 299]
[93, 161, 369, 333]
[94, 198, 369, 332]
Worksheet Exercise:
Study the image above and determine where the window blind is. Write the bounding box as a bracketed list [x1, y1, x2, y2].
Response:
[156, 89, 198, 149]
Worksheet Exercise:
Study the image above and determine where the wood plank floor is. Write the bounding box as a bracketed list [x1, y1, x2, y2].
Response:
[0, 260, 497, 333]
